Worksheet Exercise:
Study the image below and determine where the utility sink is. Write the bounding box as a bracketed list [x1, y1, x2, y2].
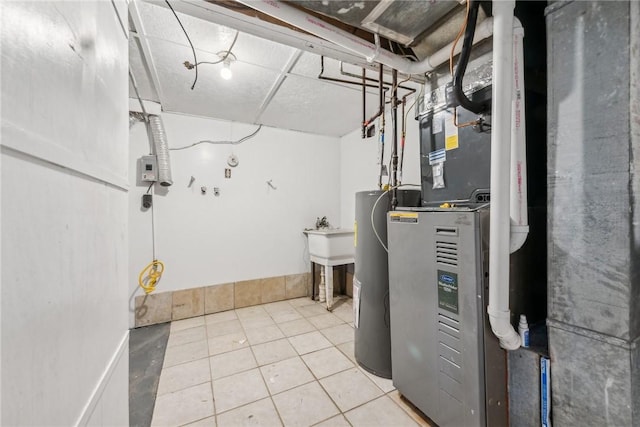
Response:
[304, 229, 355, 266]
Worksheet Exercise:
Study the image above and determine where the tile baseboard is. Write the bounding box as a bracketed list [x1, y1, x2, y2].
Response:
[134, 273, 311, 328]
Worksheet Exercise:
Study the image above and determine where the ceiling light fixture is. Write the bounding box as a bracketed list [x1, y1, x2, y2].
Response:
[218, 51, 236, 80]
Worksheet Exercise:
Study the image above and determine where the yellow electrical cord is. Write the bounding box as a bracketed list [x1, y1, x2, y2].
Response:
[138, 260, 165, 294]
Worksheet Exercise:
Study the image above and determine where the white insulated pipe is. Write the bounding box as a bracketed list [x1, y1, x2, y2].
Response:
[488, 0, 521, 351]
[510, 27, 529, 253]
[233, 0, 494, 75]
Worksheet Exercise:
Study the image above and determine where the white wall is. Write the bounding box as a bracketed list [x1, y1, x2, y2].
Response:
[1, 2, 129, 425]
[129, 112, 340, 321]
[339, 107, 422, 227]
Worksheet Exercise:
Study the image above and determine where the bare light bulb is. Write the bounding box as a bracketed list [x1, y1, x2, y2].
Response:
[220, 60, 232, 80]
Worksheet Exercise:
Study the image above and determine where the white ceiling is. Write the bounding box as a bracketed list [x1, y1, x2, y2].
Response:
[129, 0, 421, 137]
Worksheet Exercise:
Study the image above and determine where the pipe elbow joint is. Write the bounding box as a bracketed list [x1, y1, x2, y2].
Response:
[487, 306, 522, 350]
[510, 224, 529, 253]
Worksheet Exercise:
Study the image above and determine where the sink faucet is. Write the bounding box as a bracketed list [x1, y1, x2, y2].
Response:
[315, 216, 330, 229]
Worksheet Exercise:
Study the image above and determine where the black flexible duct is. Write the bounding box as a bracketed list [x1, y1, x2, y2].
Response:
[454, 0, 490, 114]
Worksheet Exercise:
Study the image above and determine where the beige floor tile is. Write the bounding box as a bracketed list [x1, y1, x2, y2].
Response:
[151, 382, 214, 426]
[260, 356, 314, 395]
[312, 414, 351, 427]
[240, 316, 276, 331]
[336, 341, 356, 363]
[301, 347, 354, 379]
[170, 316, 205, 333]
[206, 319, 243, 338]
[319, 368, 384, 412]
[167, 325, 206, 348]
[272, 381, 339, 427]
[307, 313, 344, 330]
[359, 367, 395, 393]
[235, 305, 269, 320]
[278, 318, 316, 337]
[212, 368, 269, 413]
[345, 395, 420, 427]
[182, 416, 216, 426]
[205, 310, 237, 324]
[296, 304, 329, 318]
[288, 331, 332, 355]
[333, 308, 354, 324]
[252, 338, 298, 366]
[208, 332, 249, 356]
[387, 391, 432, 427]
[270, 309, 303, 324]
[163, 339, 209, 368]
[216, 398, 283, 427]
[263, 300, 293, 314]
[157, 358, 211, 396]
[331, 301, 354, 323]
[319, 324, 354, 346]
[245, 324, 285, 345]
[287, 297, 316, 308]
[209, 347, 257, 380]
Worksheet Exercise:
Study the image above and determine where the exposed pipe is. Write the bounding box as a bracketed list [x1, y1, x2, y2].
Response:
[234, 0, 494, 75]
[377, 65, 386, 190]
[362, 68, 367, 138]
[391, 69, 399, 209]
[364, 65, 386, 132]
[510, 26, 529, 253]
[319, 56, 382, 90]
[399, 97, 406, 185]
[487, 0, 521, 351]
[340, 62, 416, 93]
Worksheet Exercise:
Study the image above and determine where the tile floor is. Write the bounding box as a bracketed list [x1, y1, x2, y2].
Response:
[150, 297, 431, 427]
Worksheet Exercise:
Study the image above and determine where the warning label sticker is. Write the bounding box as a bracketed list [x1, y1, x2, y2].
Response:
[389, 212, 419, 223]
[444, 110, 459, 151]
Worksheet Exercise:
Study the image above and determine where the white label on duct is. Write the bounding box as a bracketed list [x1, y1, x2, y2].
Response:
[433, 115, 443, 134]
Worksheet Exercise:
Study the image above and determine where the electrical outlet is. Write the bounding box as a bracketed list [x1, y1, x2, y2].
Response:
[225, 168, 231, 178]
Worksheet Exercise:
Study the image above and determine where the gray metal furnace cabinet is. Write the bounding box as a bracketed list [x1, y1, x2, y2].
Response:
[387, 209, 507, 427]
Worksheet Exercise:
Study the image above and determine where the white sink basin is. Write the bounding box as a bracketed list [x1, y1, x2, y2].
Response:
[304, 229, 355, 266]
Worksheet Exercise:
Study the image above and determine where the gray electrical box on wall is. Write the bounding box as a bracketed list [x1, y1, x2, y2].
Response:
[138, 155, 157, 182]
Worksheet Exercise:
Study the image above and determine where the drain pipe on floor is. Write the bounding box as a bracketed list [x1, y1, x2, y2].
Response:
[488, 0, 522, 351]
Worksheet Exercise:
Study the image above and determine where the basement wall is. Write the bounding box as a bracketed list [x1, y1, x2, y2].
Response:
[128, 112, 341, 327]
[1, 2, 130, 425]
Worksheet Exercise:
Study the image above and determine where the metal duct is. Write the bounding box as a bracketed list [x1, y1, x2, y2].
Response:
[148, 114, 173, 186]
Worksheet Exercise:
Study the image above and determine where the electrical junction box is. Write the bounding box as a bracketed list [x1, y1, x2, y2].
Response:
[138, 155, 157, 182]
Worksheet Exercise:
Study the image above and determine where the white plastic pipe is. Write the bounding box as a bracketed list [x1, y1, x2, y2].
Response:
[234, 0, 494, 75]
[488, 0, 521, 351]
[510, 26, 529, 253]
